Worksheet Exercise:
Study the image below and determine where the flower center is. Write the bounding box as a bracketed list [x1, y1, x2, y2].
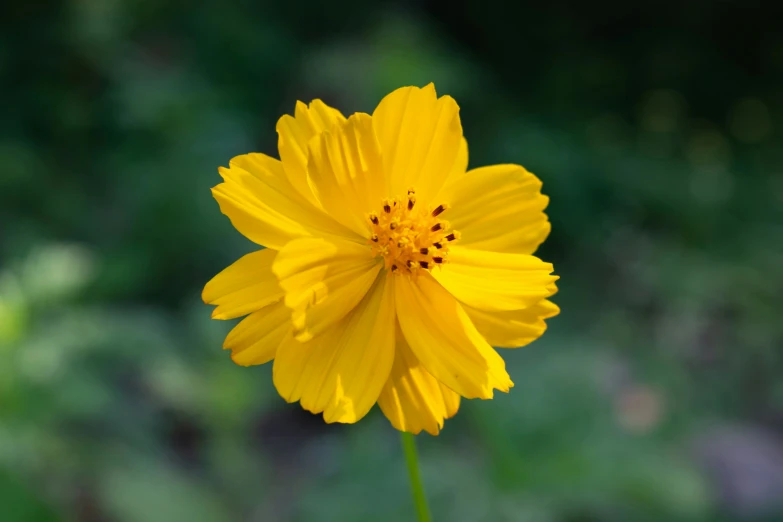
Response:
[367, 188, 460, 276]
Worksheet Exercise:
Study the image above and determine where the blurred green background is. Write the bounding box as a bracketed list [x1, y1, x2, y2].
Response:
[2, 1, 782, 521]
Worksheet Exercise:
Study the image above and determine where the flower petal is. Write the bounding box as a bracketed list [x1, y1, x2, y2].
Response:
[394, 273, 512, 399]
[225, 300, 290, 366]
[202, 248, 284, 320]
[372, 84, 463, 204]
[212, 153, 353, 250]
[436, 164, 551, 254]
[277, 100, 347, 207]
[464, 299, 560, 348]
[432, 246, 558, 312]
[452, 137, 468, 178]
[307, 113, 386, 237]
[273, 272, 395, 423]
[377, 326, 460, 435]
[272, 236, 381, 342]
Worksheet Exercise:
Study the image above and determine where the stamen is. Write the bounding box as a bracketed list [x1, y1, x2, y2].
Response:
[368, 188, 457, 277]
[432, 203, 449, 217]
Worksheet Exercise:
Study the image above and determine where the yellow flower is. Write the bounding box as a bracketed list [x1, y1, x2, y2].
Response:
[203, 84, 558, 435]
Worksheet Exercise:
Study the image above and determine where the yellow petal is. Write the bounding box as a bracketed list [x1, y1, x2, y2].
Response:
[307, 113, 385, 237]
[464, 299, 560, 348]
[212, 153, 354, 250]
[432, 246, 558, 312]
[394, 273, 512, 399]
[272, 236, 381, 342]
[202, 248, 284, 320]
[273, 272, 395, 423]
[377, 326, 460, 435]
[436, 164, 551, 254]
[372, 84, 463, 204]
[277, 100, 347, 207]
[445, 137, 469, 185]
[225, 300, 290, 366]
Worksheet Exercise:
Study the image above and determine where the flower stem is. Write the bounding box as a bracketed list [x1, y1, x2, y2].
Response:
[401, 432, 432, 522]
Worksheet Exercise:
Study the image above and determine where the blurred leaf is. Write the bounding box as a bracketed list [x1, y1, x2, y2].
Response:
[99, 456, 232, 522]
[0, 469, 62, 522]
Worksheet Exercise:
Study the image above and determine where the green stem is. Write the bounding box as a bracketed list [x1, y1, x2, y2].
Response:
[401, 432, 432, 522]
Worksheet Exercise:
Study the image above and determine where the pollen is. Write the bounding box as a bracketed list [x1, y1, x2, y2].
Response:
[367, 189, 458, 276]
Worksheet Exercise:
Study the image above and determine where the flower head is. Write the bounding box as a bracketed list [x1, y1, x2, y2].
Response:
[203, 84, 558, 435]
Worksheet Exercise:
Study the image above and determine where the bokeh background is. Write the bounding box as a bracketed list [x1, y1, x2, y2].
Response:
[2, 1, 783, 521]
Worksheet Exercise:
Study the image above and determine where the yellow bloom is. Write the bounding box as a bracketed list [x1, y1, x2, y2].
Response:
[203, 84, 559, 435]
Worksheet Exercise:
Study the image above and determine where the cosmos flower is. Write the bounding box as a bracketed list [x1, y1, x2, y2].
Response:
[203, 84, 558, 435]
